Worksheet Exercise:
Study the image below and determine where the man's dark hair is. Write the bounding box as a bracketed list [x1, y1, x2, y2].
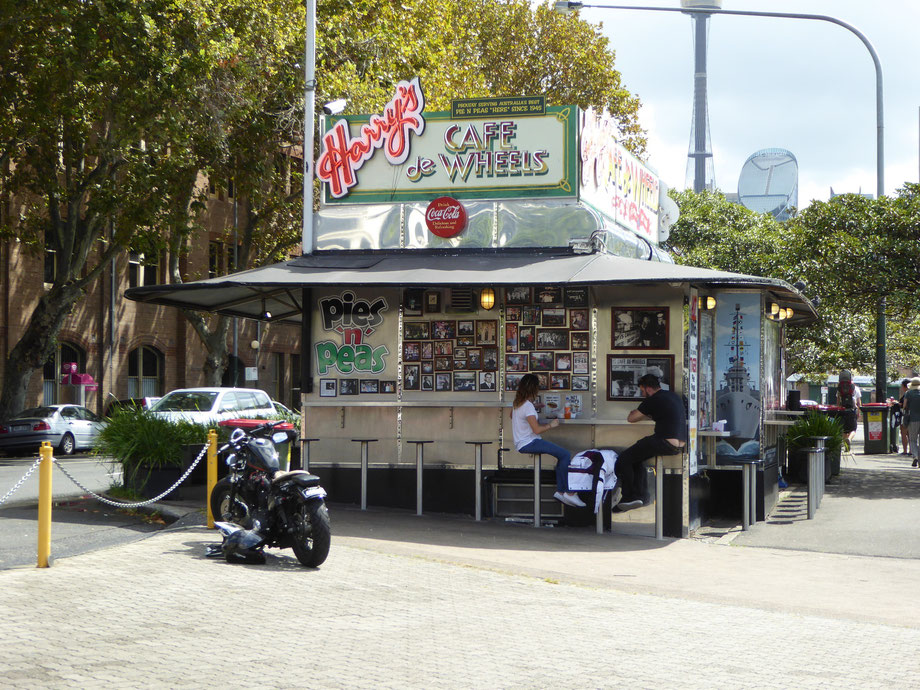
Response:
[903, 379, 911, 386]
[638, 373, 660, 389]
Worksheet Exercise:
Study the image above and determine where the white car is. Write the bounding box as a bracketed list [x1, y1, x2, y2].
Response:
[148, 388, 276, 425]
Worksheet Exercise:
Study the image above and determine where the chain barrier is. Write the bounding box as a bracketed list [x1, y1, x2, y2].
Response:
[0, 456, 43, 507]
[51, 443, 210, 509]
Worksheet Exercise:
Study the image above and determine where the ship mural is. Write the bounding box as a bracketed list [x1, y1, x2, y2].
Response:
[715, 298, 761, 461]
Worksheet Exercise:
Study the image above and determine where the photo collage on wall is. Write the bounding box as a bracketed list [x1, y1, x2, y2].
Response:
[503, 286, 590, 394]
[403, 315, 499, 393]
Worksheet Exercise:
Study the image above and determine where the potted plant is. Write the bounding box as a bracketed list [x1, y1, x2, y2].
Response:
[93, 407, 209, 499]
[785, 411, 844, 482]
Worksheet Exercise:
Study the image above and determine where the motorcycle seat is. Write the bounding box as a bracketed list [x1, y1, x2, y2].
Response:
[273, 469, 321, 487]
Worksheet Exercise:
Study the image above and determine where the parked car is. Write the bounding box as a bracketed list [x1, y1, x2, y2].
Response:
[799, 399, 819, 409]
[0, 405, 106, 456]
[148, 387, 276, 425]
[104, 396, 161, 418]
[272, 400, 296, 416]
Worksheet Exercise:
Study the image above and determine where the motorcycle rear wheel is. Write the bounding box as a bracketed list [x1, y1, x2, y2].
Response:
[210, 478, 252, 527]
[291, 501, 331, 568]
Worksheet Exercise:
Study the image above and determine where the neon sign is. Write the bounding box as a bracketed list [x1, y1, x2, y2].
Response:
[316, 78, 426, 199]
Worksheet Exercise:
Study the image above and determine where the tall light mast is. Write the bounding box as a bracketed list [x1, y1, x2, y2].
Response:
[682, 0, 721, 192]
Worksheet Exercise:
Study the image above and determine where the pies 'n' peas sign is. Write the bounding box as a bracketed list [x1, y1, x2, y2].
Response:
[314, 292, 390, 375]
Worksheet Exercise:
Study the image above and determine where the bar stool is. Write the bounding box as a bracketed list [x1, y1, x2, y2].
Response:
[465, 441, 492, 521]
[406, 440, 433, 516]
[527, 453, 543, 527]
[351, 439, 378, 510]
[300, 438, 319, 471]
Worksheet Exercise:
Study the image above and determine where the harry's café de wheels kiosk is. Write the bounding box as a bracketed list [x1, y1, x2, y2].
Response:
[126, 80, 815, 537]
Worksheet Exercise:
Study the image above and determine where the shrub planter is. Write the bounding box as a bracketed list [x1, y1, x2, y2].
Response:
[125, 464, 186, 500]
[182, 443, 209, 485]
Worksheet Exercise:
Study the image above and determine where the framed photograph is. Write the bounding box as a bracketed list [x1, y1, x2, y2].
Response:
[611, 307, 670, 350]
[505, 306, 522, 322]
[550, 373, 570, 390]
[457, 320, 475, 336]
[505, 353, 529, 372]
[476, 319, 498, 345]
[421, 361, 434, 374]
[404, 322, 430, 341]
[403, 364, 421, 391]
[572, 375, 590, 391]
[453, 371, 476, 391]
[319, 378, 337, 397]
[519, 326, 535, 351]
[481, 347, 498, 371]
[453, 358, 468, 370]
[606, 355, 675, 401]
[403, 341, 421, 362]
[505, 286, 532, 305]
[565, 287, 589, 308]
[421, 374, 434, 391]
[541, 308, 566, 327]
[569, 309, 589, 330]
[530, 351, 555, 371]
[535, 372, 550, 390]
[457, 336, 475, 347]
[425, 291, 442, 314]
[467, 348, 482, 369]
[435, 373, 452, 391]
[570, 331, 589, 351]
[454, 347, 467, 360]
[505, 373, 525, 392]
[478, 371, 497, 391]
[434, 340, 453, 356]
[554, 352, 573, 371]
[432, 320, 456, 340]
[572, 351, 589, 375]
[505, 323, 518, 353]
[404, 288, 424, 316]
[420, 341, 433, 360]
[339, 379, 358, 396]
[536, 328, 570, 350]
[535, 286, 563, 307]
[381, 380, 396, 394]
[435, 357, 452, 371]
[522, 306, 541, 326]
[360, 379, 379, 394]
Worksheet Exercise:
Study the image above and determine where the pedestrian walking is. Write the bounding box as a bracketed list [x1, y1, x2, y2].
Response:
[903, 377, 920, 467]
[837, 370, 861, 446]
[898, 378, 911, 455]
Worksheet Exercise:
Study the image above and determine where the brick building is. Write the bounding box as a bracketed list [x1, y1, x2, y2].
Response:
[0, 184, 302, 415]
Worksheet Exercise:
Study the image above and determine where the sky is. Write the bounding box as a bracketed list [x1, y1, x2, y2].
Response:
[576, 0, 920, 205]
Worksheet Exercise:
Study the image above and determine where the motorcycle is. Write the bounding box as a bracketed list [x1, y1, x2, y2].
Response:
[208, 421, 331, 567]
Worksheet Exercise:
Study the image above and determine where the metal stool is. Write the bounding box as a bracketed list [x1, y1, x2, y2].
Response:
[528, 453, 543, 527]
[300, 438, 319, 471]
[465, 441, 492, 521]
[351, 439, 378, 510]
[406, 440, 433, 516]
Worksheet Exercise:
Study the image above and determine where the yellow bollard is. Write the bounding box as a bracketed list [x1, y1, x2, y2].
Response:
[37, 442, 53, 568]
[206, 429, 218, 529]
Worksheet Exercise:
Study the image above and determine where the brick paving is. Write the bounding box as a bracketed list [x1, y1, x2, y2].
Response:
[2, 524, 919, 689]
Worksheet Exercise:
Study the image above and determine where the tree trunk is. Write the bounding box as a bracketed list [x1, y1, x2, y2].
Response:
[0, 284, 83, 419]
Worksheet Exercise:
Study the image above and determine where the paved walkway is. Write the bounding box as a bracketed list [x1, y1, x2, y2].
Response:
[2, 438, 919, 688]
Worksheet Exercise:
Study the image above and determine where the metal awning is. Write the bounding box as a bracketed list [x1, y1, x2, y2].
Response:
[125, 249, 817, 325]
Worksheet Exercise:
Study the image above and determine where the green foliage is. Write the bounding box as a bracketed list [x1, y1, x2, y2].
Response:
[93, 408, 209, 484]
[785, 411, 844, 455]
[664, 186, 920, 379]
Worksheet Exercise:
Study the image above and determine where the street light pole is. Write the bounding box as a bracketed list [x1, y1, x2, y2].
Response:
[554, 1, 887, 400]
[302, 0, 317, 255]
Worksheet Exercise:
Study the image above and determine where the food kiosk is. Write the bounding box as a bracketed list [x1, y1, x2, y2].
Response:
[127, 82, 816, 537]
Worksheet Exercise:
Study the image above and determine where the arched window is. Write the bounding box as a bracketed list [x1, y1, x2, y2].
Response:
[43, 342, 86, 405]
[128, 346, 164, 398]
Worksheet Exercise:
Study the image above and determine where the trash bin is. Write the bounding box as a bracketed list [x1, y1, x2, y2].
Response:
[861, 403, 890, 454]
[218, 418, 296, 469]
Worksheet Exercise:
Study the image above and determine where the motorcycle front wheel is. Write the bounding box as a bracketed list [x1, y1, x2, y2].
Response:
[210, 478, 252, 527]
[291, 501, 331, 568]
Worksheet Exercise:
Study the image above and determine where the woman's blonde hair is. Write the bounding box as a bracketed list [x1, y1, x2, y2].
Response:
[513, 374, 540, 409]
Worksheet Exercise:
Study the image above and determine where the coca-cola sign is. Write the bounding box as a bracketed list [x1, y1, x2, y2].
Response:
[425, 197, 467, 238]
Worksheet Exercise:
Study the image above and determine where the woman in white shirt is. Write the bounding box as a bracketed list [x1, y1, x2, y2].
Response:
[512, 374, 583, 508]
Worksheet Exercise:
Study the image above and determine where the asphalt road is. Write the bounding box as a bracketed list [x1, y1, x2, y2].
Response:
[0, 453, 156, 570]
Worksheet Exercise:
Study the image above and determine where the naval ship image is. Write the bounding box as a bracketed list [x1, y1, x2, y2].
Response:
[715, 303, 761, 440]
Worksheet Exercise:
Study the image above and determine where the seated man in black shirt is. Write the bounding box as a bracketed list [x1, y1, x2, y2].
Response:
[616, 373, 687, 511]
